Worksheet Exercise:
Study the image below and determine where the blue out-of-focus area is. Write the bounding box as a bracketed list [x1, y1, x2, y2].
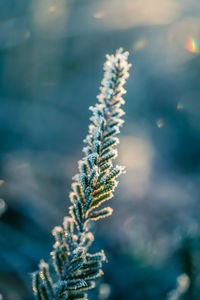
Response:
[0, 0, 200, 299]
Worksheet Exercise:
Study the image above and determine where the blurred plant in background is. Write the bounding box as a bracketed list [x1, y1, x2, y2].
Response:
[168, 273, 190, 300]
[0, 198, 7, 218]
[0, 181, 6, 218]
[172, 225, 200, 300]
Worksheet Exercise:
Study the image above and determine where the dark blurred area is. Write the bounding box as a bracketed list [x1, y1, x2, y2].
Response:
[0, 0, 200, 299]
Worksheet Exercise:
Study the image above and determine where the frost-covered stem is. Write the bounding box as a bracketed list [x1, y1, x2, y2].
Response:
[70, 49, 131, 233]
[32, 48, 131, 300]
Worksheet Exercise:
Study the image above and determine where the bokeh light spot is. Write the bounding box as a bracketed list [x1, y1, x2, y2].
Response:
[133, 38, 147, 51]
[0, 198, 7, 216]
[93, 11, 106, 19]
[99, 283, 111, 299]
[48, 5, 57, 13]
[156, 119, 164, 128]
[24, 31, 31, 39]
[119, 136, 154, 197]
[33, 0, 68, 38]
[0, 179, 5, 186]
[177, 103, 184, 111]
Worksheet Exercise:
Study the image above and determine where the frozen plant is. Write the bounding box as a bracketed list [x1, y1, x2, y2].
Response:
[167, 273, 190, 300]
[32, 48, 131, 300]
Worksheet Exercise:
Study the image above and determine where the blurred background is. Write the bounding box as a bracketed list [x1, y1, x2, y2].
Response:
[0, 0, 200, 299]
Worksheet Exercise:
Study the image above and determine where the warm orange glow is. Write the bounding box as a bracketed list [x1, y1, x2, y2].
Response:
[0, 180, 5, 186]
[49, 5, 57, 13]
[93, 11, 106, 19]
[177, 103, 184, 111]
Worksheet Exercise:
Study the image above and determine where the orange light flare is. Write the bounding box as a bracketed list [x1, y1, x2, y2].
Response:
[186, 38, 200, 53]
